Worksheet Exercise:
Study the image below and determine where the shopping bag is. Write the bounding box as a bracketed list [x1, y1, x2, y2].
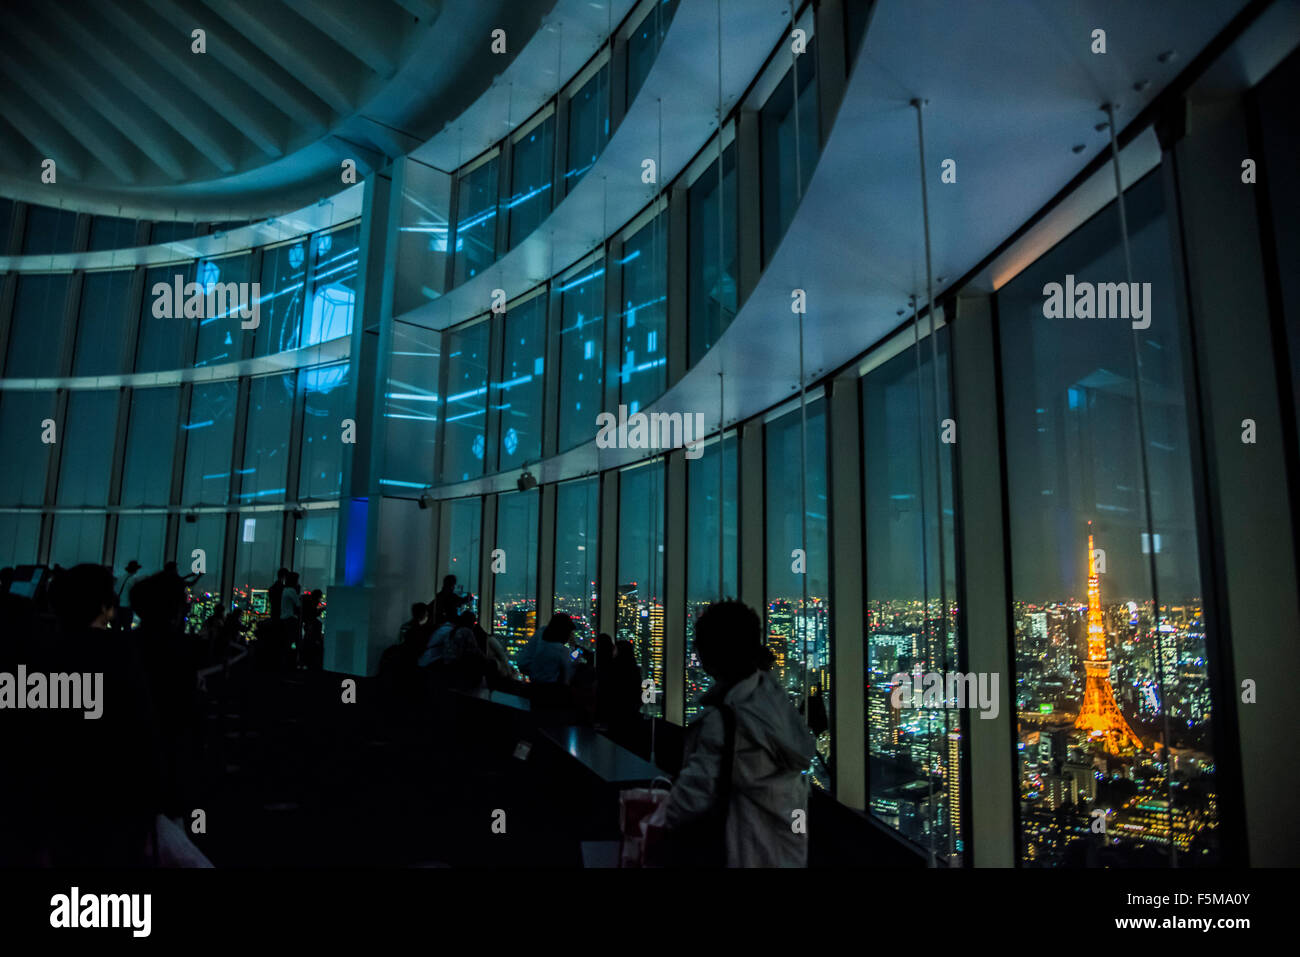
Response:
[617, 778, 671, 868]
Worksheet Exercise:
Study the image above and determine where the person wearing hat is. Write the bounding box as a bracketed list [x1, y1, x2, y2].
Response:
[114, 560, 147, 631]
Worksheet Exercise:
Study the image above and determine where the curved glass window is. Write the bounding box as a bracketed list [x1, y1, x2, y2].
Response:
[441, 319, 490, 483]
[688, 143, 737, 365]
[619, 212, 667, 413]
[557, 262, 605, 452]
[114, 515, 166, 576]
[999, 171, 1219, 867]
[298, 361, 351, 501]
[685, 433, 737, 720]
[0, 391, 57, 505]
[765, 396, 831, 777]
[240, 372, 295, 503]
[73, 270, 133, 377]
[6, 273, 69, 378]
[306, 225, 359, 346]
[565, 65, 610, 192]
[617, 459, 665, 718]
[453, 157, 499, 286]
[626, 0, 679, 107]
[121, 386, 180, 507]
[57, 391, 118, 507]
[194, 253, 253, 368]
[258, 239, 308, 356]
[495, 294, 547, 471]
[760, 42, 819, 265]
[444, 496, 482, 615]
[554, 476, 600, 645]
[494, 489, 539, 665]
[137, 263, 194, 373]
[181, 381, 239, 506]
[508, 116, 555, 250]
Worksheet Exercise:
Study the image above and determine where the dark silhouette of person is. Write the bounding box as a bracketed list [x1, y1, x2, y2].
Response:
[302, 589, 324, 670]
[38, 564, 162, 867]
[647, 601, 817, 867]
[431, 574, 469, 627]
[268, 567, 288, 625]
[131, 571, 200, 821]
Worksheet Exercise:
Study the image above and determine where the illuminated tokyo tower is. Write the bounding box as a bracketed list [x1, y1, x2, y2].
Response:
[1074, 527, 1143, 753]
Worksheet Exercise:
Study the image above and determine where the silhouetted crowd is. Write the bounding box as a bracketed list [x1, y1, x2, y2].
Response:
[378, 573, 647, 744]
[0, 561, 220, 867]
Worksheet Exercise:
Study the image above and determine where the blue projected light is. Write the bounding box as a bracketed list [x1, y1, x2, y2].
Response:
[288, 243, 305, 269]
[504, 428, 518, 456]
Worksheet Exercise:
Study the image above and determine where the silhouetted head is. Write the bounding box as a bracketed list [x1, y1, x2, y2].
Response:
[124, 560, 142, 574]
[50, 564, 116, 632]
[130, 572, 189, 629]
[277, 567, 289, 582]
[596, 632, 614, 668]
[411, 602, 429, 623]
[694, 601, 770, 684]
[544, 613, 575, 643]
[441, 574, 457, 592]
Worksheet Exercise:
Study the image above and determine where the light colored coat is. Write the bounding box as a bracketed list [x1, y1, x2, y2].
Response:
[660, 670, 817, 867]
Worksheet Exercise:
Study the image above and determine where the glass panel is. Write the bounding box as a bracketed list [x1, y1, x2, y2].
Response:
[194, 253, 253, 368]
[862, 328, 961, 862]
[0, 392, 57, 505]
[113, 515, 166, 575]
[257, 240, 307, 356]
[998, 171, 1219, 866]
[298, 362, 350, 501]
[22, 204, 77, 254]
[57, 391, 118, 507]
[494, 489, 539, 666]
[181, 380, 239, 506]
[765, 396, 831, 778]
[554, 477, 599, 645]
[0, 512, 42, 567]
[381, 321, 441, 493]
[72, 270, 132, 376]
[6, 273, 69, 378]
[136, 263, 195, 372]
[304, 225, 359, 346]
[453, 157, 499, 286]
[294, 509, 337, 596]
[89, 215, 137, 251]
[177, 513, 226, 630]
[121, 387, 180, 506]
[557, 262, 605, 452]
[395, 158, 452, 314]
[441, 320, 489, 482]
[626, 0, 678, 106]
[619, 212, 668, 413]
[688, 143, 737, 365]
[445, 497, 481, 616]
[240, 372, 294, 504]
[508, 116, 554, 250]
[760, 42, 819, 265]
[149, 221, 198, 245]
[617, 460, 665, 717]
[50, 514, 106, 566]
[566, 65, 610, 192]
[232, 511, 283, 630]
[685, 433, 738, 721]
[495, 294, 546, 471]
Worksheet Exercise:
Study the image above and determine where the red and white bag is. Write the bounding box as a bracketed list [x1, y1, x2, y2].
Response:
[617, 778, 672, 867]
